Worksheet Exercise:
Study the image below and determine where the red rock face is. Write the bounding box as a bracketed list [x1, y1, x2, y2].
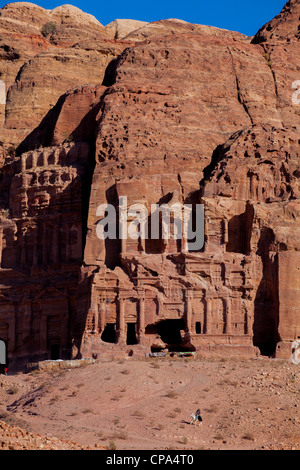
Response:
[0, 2, 128, 144]
[0, 1, 299, 366]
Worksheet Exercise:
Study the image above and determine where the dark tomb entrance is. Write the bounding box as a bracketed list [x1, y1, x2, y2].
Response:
[101, 323, 116, 343]
[157, 319, 186, 352]
[50, 344, 60, 360]
[127, 323, 138, 345]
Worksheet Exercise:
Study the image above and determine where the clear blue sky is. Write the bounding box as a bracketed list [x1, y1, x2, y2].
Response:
[0, 0, 287, 36]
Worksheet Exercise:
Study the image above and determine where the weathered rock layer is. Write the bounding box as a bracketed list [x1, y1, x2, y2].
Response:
[0, 1, 299, 366]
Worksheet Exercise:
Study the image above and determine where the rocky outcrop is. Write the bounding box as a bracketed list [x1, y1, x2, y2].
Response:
[0, 1, 299, 365]
[105, 19, 148, 39]
[0, 2, 129, 143]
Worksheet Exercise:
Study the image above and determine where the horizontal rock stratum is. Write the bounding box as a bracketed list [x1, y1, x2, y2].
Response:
[0, 1, 299, 367]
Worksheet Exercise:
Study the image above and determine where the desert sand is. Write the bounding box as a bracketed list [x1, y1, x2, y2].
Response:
[0, 356, 299, 450]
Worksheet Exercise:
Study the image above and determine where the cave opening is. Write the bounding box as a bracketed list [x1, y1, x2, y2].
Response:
[50, 344, 60, 360]
[126, 323, 138, 345]
[147, 319, 195, 352]
[101, 323, 116, 343]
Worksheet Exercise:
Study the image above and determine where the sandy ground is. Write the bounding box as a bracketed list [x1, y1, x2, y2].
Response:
[0, 355, 299, 450]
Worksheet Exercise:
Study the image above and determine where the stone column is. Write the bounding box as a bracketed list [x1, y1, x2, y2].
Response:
[205, 297, 212, 334]
[20, 227, 27, 265]
[223, 218, 229, 245]
[93, 308, 99, 334]
[118, 294, 126, 344]
[32, 151, 38, 169]
[65, 226, 70, 261]
[54, 149, 60, 165]
[52, 226, 58, 264]
[137, 289, 146, 343]
[42, 225, 47, 265]
[40, 314, 47, 355]
[99, 298, 106, 334]
[21, 155, 26, 173]
[225, 298, 232, 335]
[244, 297, 252, 335]
[43, 151, 48, 167]
[8, 310, 16, 353]
[32, 230, 38, 266]
[185, 289, 193, 333]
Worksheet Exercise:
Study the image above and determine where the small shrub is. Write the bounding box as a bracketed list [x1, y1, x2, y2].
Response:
[165, 390, 178, 399]
[151, 362, 160, 369]
[41, 22, 57, 37]
[6, 386, 19, 395]
[111, 395, 120, 401]
[50, 395, 60, 403]
[133, 410, 145, 419]
[108, 440, 117, 450]
[156, 424, 165, 431]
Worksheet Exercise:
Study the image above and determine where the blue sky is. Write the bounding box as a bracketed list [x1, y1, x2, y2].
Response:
[0, 0, 287, 36]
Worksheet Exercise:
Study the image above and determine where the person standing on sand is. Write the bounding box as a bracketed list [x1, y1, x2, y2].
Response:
[195, 409, 203, 423]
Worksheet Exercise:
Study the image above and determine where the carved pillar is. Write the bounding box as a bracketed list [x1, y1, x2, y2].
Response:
[54, 149, 60, 165]
[61, 308, 69, 350]
[43, 151, 48, 167]
[118, 294, 126, 344]
[40, 313, 47, 354]
[32, 230, 38, 266]
[99, 298, 106, 334]
[32, 151, 38, 169]
[225, 298, 232, 335]
[65, 226, 70, 261]
[205, 297, 212, 334]
[244, 297, 252, 335]
[42, 224, 47, 265]
[8, 309, 16, 352]
[22, 172, 29, 189]
[223, 218, 229, 245]
[185, 289, 193, 333]
[20, 227, 27, 265]
[93, 307, 99, 334]
[52, 226, 58, 264]
[137, 289, 146, 342]
[21, 155, 26, 173]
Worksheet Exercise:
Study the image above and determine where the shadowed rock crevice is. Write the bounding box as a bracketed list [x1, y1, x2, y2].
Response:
[253, 227, 280, 356]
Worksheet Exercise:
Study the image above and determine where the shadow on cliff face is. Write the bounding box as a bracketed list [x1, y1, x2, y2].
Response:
[0, 140, 98, 364]
[16, 97, 103, 155]
[253, 227, 281, 356]
[104, 184, 122, 270]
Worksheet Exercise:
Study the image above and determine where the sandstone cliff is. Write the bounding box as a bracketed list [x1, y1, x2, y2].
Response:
[0, 1, 299, 366]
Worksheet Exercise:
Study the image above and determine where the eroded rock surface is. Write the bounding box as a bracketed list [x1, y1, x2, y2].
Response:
[0, 1, 299, 366]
